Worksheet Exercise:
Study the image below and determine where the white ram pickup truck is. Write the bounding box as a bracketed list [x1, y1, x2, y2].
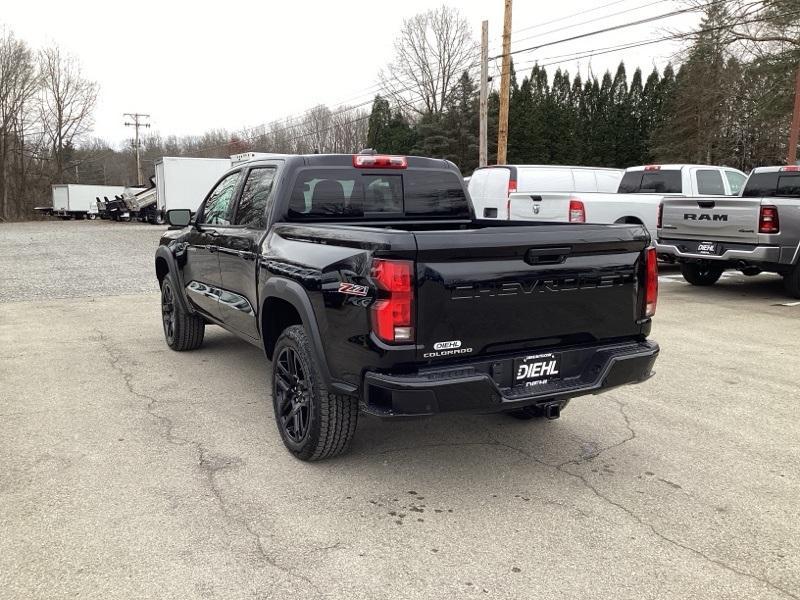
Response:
[468, 164, 747, 241]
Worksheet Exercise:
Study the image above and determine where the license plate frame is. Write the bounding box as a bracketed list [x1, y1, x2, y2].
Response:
[695, 241, 717, 255]
[513, 352, 562, 388]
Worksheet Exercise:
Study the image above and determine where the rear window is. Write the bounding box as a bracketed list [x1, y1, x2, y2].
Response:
[742, 172, 800, 198]
[288, 169, 469, 220]
[696, 169, 725, 195]
[618, 170, 682, 194]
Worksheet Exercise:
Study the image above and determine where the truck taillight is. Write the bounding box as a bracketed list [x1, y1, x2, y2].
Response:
[353, 155, 407, 169]
[780, 166, 800, 172]
[371, 259, 414, 343]
[569, 198, 586, 223]
[759, 205, 779, 233]
[508, 179, 517, 193]
[657, 202, 664, 228]
[644, 165, 661, 171]
[645, 247, 658, 318]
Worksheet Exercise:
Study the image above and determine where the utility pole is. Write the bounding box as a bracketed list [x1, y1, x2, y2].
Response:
[496, 0, 513, 165]
[788, 65, 800, 166]
[479, 20, 489, 168]
[124, 113, 151, 185]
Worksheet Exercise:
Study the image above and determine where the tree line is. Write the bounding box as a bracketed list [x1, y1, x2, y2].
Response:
[1, 2, 797, 221]
[0, 28, 98, 221]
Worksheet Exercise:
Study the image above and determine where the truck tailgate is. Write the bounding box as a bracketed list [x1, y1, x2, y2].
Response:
[508, 192, 571, 222]
[661, 197, 761, 243]
[413, 224, 648, 362]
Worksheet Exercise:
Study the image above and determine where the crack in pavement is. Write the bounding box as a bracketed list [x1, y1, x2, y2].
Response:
[93, 329, 327, 598]
[92, 331, 796, 599]
[481, 419, 798, 600]
[556, 398, 637, 469]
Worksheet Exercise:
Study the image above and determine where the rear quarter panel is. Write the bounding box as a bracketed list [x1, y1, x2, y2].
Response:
[259, 224, 418, 387]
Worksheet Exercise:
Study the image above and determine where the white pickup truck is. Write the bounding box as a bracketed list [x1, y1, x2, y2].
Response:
[468, 164, 748, 240]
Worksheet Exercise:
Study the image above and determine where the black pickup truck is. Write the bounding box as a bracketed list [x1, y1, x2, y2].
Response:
[155, 153, 659, 461]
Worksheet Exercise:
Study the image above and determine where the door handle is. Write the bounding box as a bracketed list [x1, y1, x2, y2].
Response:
[525, 246, 571, 265]
[237, 250, 256, 260]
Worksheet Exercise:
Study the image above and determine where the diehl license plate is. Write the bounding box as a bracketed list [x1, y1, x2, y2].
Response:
[696, 241, 717, 255]
[513, 353, 561, 388]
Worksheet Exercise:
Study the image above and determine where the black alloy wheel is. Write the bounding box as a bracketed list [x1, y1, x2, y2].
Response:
[274, 346, 311, 444]
[161, 280, 176, 345]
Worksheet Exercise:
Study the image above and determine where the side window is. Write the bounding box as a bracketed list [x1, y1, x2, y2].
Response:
[200, 172, 241, 225]
[725, 170, 746, 195]
[696, 169, 725, 195]
[235, 167, 277, 228]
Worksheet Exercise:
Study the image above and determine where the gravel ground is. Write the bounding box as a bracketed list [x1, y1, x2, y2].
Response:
[0, 220, 162, 302]
[1, 221, 799, 600]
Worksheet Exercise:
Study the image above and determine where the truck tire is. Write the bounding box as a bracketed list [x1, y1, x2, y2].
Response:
[680, 262, 723, 286]
[783, 265, 800, 298]
[272, 325, 358, 461]
[508, 400, 569, 420]
[160, 276, 204, 351]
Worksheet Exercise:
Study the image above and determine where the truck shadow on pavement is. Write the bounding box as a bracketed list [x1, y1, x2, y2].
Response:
[193, 328, 613, 474]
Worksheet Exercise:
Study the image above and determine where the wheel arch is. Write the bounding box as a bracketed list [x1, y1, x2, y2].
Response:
[614, 216, 644, 225]
[154, 246, 193, 314]
[260, 278, 355, 395]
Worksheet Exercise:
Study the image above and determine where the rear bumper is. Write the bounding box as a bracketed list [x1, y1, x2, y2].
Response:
[361, 339, 659, 417]
[657, 239, 780, 263]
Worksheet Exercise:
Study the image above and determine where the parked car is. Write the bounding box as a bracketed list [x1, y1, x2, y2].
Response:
[155, 152, 659, 461]
[469, 164, 748, 240]
[657, 165, 800, 297]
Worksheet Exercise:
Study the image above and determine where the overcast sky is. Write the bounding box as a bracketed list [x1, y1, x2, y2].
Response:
[3, 0, 698, 146]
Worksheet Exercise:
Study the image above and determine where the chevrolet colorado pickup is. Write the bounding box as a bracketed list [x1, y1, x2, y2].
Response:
[155, 152, 660, 461]
[657, 166, 800, 297]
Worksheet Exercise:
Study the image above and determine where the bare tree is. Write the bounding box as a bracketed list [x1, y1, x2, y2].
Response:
[38, 45, 98, 183]
[380, 5, 477, 117]
[723, 0, 800, 57]
[0, 27, 39, 220]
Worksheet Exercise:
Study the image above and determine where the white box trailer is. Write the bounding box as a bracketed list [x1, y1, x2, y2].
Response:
[154, 157, 232, 219]
[50, 184, 143, 219]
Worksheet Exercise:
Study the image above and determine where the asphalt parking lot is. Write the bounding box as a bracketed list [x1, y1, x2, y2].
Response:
[1, 220, 798, 600]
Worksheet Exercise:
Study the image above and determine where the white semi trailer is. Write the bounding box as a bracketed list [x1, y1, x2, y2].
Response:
[154, 157, 232, 221]
[48, 184, 143, 219]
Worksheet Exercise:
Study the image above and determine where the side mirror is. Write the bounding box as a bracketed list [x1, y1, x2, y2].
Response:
[167, 209, 192, 227]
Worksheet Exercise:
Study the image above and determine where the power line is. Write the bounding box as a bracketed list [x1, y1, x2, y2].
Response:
[510, 0, 634, 36]
[489, 2, 724, 61]
[490, 0, 672, 54]
[194, 64, 483, 154]
[509, 5, 800, 74]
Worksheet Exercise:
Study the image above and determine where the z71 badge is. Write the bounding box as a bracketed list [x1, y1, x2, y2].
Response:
[338, 282, 369, 297]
